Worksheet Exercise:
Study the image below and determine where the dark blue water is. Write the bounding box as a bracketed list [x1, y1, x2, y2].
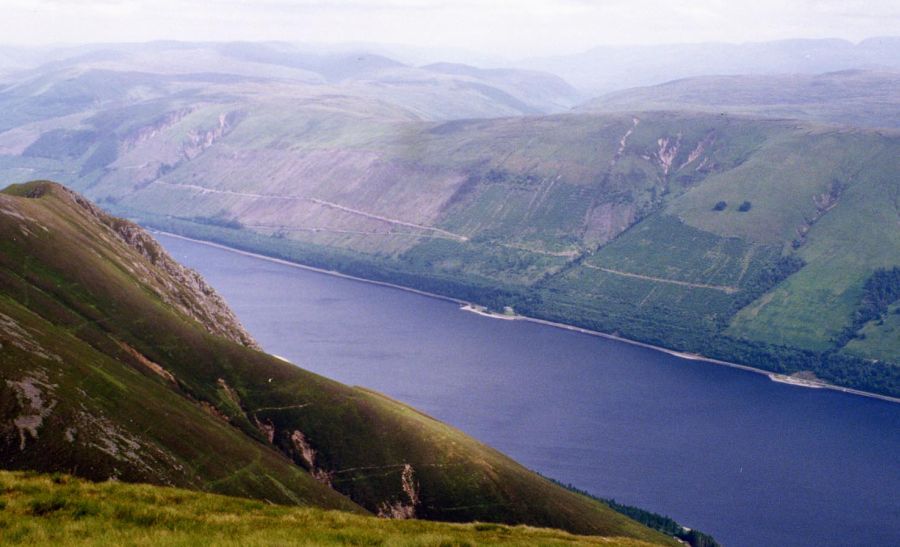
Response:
[159, 234, 900, 547]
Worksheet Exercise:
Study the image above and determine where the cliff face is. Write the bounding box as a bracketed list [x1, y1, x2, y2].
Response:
[103, 217, 259, 350]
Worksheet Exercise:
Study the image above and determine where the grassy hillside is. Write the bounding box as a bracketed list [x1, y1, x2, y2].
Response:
[0, 471, 658, 546]
[0, 181, 673, 543]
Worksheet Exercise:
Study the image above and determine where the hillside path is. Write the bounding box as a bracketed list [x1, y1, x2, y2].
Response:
[583, 263, 739, 293]
[151, 181, 467, 241]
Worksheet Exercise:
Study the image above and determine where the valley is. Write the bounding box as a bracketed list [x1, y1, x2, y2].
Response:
[0, 43, 896, 397]
[0, 35, 898, 546]
[64, 110, 898, 397]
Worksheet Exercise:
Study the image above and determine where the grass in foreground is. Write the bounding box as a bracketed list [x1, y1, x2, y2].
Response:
[0, 471, 656, 546]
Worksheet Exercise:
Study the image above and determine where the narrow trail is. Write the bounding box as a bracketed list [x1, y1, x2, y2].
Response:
[242, 223, 461, 241]
[151, 181, 468, 241]
[252, 404, 312, 412]
[583, 263, 739, 293]
[153, 181, 277, 200]
[331, 462, 464, 475]
[308, 198, 468, 241]
[499, 242, 580, 257]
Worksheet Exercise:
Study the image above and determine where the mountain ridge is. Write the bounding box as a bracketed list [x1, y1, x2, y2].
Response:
[3, 181, 259, 348]
[0, 41, 582, 122]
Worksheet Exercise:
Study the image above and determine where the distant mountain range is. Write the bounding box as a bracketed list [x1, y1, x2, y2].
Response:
[520, 37, 900, 93]
[0, 41, 581, 121]
[5, 37, 899, 96]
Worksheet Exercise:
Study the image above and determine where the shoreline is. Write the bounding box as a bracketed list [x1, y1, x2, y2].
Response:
[768, 374, 825, 389]
[153, 230, 900, 405]
[459, 303, 520, 320]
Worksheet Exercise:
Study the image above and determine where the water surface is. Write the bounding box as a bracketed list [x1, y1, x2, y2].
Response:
[160, 234, 900, 547]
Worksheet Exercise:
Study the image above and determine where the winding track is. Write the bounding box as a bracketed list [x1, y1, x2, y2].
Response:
[151, 181, 468, 241]
[582, 263, 739, 293]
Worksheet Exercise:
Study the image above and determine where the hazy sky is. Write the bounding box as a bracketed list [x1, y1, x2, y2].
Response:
[4, 0, 898, 57]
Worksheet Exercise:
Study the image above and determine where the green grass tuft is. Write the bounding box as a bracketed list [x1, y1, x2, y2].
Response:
[0, 471, 659, 546]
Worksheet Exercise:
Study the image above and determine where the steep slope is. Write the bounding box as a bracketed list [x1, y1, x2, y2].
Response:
[0, 184, 360, 511]
[578, 70, 900, 128]
[0, 181, 672, 543]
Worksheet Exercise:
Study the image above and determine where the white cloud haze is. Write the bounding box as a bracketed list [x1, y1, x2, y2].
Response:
[3, 0, 898, 56]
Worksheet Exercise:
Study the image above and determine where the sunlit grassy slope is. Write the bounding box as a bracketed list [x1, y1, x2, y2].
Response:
[0, 181, 672, 544]
[0, 471, 657, 546]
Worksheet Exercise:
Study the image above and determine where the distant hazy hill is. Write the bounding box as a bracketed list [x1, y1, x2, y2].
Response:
[0, 181, 672, 544]
[578, 70, 900, 128]
[0, 41, 581, 121]
[521, 37, 900, 93]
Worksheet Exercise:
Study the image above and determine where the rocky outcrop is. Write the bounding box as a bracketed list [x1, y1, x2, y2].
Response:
[183, 112, 241, 161]
[5, 370, 57, 451]
[655, 134, 682, 176]
[377, 464, 420, 519]
[255, 417, 275, 444]
[610, 117, 640, 167]
[123, 108, 195, 151]
[793, 180, 847, 249]
[290, 430, 334, 486]
[681, 130, 716, 171]
[104, 219, 259, 349]
[0, 312, 61, 363]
